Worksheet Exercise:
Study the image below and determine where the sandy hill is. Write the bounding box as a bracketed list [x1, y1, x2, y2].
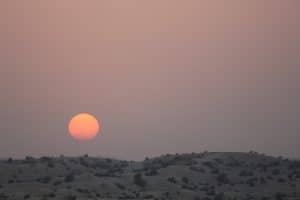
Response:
[0, 152, 299, 200]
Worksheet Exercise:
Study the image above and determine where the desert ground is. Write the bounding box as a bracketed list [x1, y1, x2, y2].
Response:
[0, 152, 299, 200]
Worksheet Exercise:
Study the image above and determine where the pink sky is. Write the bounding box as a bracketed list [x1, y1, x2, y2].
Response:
[0, 1, 300, 159]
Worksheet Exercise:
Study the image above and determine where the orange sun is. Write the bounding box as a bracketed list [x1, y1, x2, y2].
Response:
[68, 113, 100, 141]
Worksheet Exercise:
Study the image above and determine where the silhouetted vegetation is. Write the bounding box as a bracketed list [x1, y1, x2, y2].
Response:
[133, 173, 147, 187]
[64, 173, 75, 182]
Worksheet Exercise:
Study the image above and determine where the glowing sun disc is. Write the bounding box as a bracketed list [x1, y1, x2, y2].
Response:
[68, 113, 100, 141]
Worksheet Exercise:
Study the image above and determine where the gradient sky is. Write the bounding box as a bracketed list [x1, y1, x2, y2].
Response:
[1, 1, 300, 160]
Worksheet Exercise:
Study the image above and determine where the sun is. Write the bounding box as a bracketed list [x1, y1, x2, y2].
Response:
[68, 113, 100, 141]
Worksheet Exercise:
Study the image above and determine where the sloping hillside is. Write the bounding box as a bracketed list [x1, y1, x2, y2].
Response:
[0, 152, 299, 200]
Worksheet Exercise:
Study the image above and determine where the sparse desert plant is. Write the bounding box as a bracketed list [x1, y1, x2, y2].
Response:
[64, 173, 75, 182]
[181, 184, 197, 191]
[277, 178, 286, 183]
[214, 192, 225, 200]
[40, 156, 52, 162]
[133, 173, 147, 187]
[239, 170, 254, 176]
[114, 182, 125, 190]
[143, 194, 154, 199]
[24, 194, 30, 199]
[48, 193, 56, 198]
[203, 161, 214, 169]
[47, 161, 55, 168]
[76, 188, 89, 194]
[210, 168, 219, 174]
[216, 173, 229, 184]
[246, 178, 257, 187]
[145, 168, 158, 176]
[8, 179, 14, 184]
[7, 157, 13, 163]
[214, 158, 224, 164]
[167, 176, 177, 184]
[190, 166, 206, 173]
[181, 176, 189, 184]
[272, 168, 280, 175]
[275, 192, 287, 200]
[261, 196, 271, 200]
[37, 176, 52, 184]
[260, 177, 267, 184]
[53, 180, 62, 186]
[79, 157, 89, 167]
[65, 195, 77, 200]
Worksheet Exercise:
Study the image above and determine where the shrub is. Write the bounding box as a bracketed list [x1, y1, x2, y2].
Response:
[275, 192, 287, 200]
[37, 176, 52, 184]
[182, 176, 189, 184]
[272, 169, 280, 175]
[260, 177, 267, 184]
[190, 166, 206, 173]
[203, 161, 214, 169]
[114, 182, 125, 190]
[65, 195, 77, 200]
[239, 170, 253, 177]
[145, 168, 158, 176]
[48, 193, 56, 198]
[167, 176, 177, 184]
[53, 181, 62, 186]
[64, 174, 75, 182]
[216, 173, 229, 184]
[246, 178, 257, 187]
[133, 173, 147, 187]
[277, 178, 286, 183]
[7, 158, 13, 163]
[47, 162, 55, 168]
[214, 193, 225, 200]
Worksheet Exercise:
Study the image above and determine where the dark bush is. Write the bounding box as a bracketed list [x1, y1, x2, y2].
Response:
[145, 168, 158, 176]
[203, 161, 214, 169]
[182, 176, 189, 184]
[65, 195, 77, 200]
[167, 176, 177, 184]
[37, 176, 52, 184]
[275, 192, 287, 200]
[133, 173, 147, 187]
[7, 158, 13, 163]
[216, 173, 229, 184]
[47, 162, 55, 168]
[48, 193, 56, 198]
[210, 169, 219, 174]
[53, 181, 62, 186]
[143, 194, 154, 199]
[64, 174, 75, 182]
[246, 178, 257, 187]
[190, 166, 206, 173]
[277, 178, 286, 183]
[260, 177, 267, 184]
[272, 169, 280, 175]
[239, 170, 254, 177]
[214, 193, 225, 200]
[114, 182, 125, 190]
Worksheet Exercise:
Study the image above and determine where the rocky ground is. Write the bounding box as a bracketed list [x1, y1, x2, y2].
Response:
[0, 152, 299, 200]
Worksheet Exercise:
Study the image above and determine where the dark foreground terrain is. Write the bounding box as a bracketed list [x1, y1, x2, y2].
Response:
[0, 152, 299, 200]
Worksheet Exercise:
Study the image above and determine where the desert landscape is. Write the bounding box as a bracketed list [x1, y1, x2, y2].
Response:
[0, 152, 299, 200]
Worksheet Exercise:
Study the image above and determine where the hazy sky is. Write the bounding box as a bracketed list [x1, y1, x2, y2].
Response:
[1, 1, 300, 160]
